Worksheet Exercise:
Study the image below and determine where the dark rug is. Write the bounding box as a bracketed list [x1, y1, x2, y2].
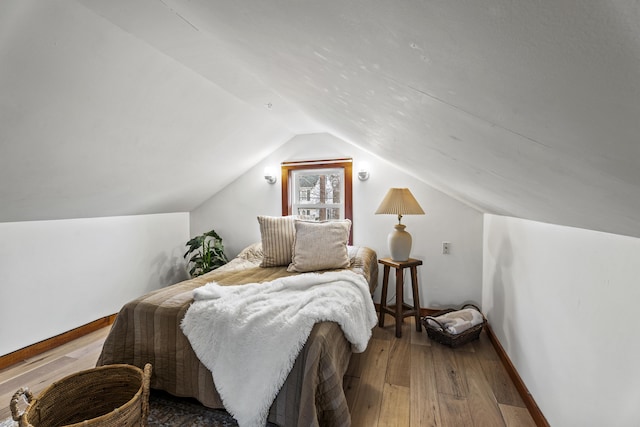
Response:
[147, 391, 241, 426]
[2, 391, 278, 426]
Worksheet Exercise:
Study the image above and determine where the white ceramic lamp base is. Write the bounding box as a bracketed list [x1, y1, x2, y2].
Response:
[388, 224, 412, 261]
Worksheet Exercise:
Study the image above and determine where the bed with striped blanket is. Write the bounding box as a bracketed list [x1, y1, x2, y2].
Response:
[96, 242, 378, 427]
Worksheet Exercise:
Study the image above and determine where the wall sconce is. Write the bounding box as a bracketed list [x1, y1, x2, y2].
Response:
[264, 167, 277, 184]
[357, 163, 370, 181]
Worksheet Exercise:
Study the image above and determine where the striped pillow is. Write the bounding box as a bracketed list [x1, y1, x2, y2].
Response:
[287, 219, 352, 272]
[257, 215, 296, 267]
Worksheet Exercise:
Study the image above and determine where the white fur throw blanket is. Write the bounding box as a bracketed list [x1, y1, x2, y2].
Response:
[180, 270, 378, 427]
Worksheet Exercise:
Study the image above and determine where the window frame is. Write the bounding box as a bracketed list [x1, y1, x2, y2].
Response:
[281, 158, 353, 245]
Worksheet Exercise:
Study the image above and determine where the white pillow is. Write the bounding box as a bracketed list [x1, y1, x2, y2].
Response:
[257, 215, 296, 267]
[287, 219, 352, 272]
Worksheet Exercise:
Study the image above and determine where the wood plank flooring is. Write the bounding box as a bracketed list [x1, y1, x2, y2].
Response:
[0, 317, 536, 426]
[0, 327, 111, 422]
[347, 316, 537, 427]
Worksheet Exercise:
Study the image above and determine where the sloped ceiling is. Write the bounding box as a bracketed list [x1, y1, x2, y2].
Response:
[2, 0, 640, 238]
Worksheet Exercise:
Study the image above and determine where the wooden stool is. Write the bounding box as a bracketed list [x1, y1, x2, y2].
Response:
[378, 258, 423, 338]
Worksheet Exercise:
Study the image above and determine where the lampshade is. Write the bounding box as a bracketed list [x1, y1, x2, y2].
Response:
[375, 188, 425, 222]
[375, 188, 425, 261]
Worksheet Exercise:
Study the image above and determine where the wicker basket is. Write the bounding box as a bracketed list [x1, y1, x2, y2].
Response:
[10, 363, 152, 427]
[422, 304, 486, 348]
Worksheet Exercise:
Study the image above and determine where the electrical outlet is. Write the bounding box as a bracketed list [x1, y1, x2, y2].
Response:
[442, 241, 450, 254]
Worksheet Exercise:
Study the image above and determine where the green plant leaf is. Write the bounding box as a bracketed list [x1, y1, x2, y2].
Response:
[183, 228, 229, 278]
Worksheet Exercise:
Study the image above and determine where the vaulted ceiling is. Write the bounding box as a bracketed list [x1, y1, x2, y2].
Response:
[2, 0, 640, 238]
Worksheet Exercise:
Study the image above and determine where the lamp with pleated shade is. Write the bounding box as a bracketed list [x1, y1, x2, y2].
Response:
[375, 188, 425, 261]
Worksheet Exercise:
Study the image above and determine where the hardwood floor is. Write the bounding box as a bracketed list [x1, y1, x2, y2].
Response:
[0, 327, 111, 422]
[346, 316, 536, 427]
[0, 317, 536, 426]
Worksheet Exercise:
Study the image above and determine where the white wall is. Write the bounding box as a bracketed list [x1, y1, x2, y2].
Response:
[483, 214, 640, 426]
[191, 133, 483, 308]
[0, 213, 190, 356]
[0, 0, 298, 223]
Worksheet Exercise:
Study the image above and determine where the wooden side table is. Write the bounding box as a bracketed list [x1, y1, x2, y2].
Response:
[378, 257, 423, 338]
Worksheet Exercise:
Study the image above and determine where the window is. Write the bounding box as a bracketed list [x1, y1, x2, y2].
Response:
[299, 189, 311, 202]
[281, 158, 353, 244]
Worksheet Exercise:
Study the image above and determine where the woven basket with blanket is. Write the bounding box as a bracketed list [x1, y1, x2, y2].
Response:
[422, 304, 486, 348]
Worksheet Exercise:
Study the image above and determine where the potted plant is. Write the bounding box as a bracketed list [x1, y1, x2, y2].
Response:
[183, 229, 229, 277]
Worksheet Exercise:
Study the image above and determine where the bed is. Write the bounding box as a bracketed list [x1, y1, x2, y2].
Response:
[96, 234, 378, 427]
